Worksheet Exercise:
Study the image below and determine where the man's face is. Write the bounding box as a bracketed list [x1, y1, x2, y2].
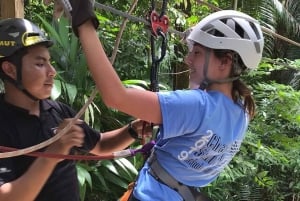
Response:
[21, 45, 56, 99]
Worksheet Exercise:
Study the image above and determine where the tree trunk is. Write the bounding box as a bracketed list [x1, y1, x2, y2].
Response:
[172, 0, 191, 90]
[1, 0, 24, 19]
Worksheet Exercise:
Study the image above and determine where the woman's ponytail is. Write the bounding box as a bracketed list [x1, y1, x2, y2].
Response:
[232, 79, 255, 119]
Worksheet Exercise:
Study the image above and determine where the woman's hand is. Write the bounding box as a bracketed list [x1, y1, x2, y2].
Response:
[43, 0, 64, 19]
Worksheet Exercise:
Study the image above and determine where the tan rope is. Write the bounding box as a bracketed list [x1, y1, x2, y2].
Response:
[110, 0, 139, 64]
[0, 89, 98, 158]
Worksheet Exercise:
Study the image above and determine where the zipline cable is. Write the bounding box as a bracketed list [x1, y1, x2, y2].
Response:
[195, 0, 300, 48]
[95, 2, 184, 37]
[96, 1, 300, 48]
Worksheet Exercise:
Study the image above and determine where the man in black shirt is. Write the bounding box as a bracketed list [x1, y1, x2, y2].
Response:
[0, 18, 148, 201]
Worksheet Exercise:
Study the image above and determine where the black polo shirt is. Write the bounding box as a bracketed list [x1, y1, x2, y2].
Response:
[0, 94, 100, 201]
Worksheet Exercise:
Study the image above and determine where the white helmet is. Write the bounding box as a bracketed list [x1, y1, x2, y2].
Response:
[187, 10, 264, 69]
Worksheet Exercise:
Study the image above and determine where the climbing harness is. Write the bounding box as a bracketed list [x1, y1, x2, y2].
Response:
[132, 0, 169, 145]
[148, 153, 213, 201]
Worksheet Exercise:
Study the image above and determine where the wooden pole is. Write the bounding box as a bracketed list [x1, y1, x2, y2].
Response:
[1, 0, 24, 19]
[233, 0, 238, 10]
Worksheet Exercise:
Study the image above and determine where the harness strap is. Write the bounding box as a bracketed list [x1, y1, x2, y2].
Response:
[148, 153, 213, 201]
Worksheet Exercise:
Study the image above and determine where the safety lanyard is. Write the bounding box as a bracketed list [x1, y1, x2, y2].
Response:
[148, 0, 169, 93]
[0, 141, 156, 160]
[138, 0, 169, 146]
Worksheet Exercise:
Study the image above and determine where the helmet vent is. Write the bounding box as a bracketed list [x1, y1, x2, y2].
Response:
[254, 41, 261, 53]
[250, 22, 262, 40]
[201, 24, 214, 33]
[4, 26, 19, 38]
[27, 32, 39, 37]
[225, 18, 249, 39]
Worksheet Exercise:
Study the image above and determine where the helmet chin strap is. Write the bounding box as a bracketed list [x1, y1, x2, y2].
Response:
[15, 68, 39, 101]
[199, 49, 211, 90]
[4, 53, 39, 101]
[4, 75, 39, 101]
[18, 85, 39, 101]
[199, 49, 240, 90]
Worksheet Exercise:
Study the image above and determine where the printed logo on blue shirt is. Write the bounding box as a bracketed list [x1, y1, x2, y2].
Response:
[177, 130, 241, 173]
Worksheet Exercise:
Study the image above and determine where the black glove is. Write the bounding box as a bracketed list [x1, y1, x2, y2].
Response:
[60, 0, 99, 36]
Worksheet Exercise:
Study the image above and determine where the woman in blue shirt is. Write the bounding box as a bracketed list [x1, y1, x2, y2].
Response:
[64, 1, 264, 200]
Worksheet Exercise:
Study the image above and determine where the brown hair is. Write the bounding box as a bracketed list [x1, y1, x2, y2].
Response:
[214, 49, 256, 119]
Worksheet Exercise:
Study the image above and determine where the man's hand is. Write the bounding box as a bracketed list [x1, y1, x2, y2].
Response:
[45, 118, 85, 162]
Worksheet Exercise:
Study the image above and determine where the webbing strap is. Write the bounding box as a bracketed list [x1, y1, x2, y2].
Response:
[148, 153, 213, 201]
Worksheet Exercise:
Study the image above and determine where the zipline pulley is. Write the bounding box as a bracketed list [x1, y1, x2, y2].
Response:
[148, 0, 169, 93]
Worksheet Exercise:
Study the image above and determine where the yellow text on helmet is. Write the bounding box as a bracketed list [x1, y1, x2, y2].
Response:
[0, 40, 16, 47]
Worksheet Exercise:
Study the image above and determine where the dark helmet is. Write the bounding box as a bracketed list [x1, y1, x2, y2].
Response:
[0, 18, 53, 100]
[0, 18, 53, 59]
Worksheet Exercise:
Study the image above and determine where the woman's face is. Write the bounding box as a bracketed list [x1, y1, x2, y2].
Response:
[21, 45, 56, 99]
[185, 44, 222, 89]
[185, 44, 216, 89]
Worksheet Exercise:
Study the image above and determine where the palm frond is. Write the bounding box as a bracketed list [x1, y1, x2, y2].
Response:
[260, 0, 300, 59]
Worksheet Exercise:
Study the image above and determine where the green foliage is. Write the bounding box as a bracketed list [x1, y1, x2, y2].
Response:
[123, 79, 169, 91]
[24, 0, 53, 23]
[260, 0, 300, 59]
[77, 163, 93, 201]
[83, 159, 138, 201]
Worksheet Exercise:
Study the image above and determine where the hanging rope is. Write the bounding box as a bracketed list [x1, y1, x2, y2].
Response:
[110, 0, 139, 64]
[148, 0, 169, 93]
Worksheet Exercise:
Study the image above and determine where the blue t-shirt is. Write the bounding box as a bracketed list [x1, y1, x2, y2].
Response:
[133, 89, 249, 201]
